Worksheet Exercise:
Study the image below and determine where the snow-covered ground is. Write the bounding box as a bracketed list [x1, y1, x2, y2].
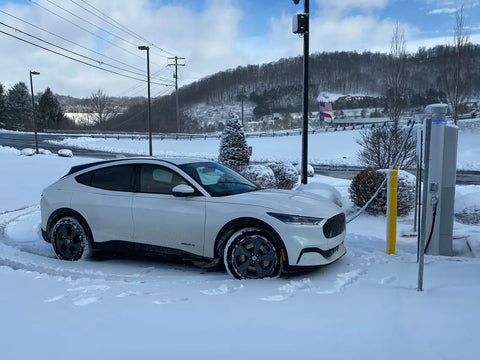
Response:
[1, 120, 480, 359]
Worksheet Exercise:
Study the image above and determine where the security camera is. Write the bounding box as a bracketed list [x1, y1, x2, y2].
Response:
[293, 0, 301, 4]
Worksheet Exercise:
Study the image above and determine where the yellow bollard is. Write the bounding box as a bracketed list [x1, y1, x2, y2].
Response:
[386, 167, 398, 255]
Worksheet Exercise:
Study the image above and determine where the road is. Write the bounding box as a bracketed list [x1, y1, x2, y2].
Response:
[0, 132, 133, 158]
[1, 132, 479, 185]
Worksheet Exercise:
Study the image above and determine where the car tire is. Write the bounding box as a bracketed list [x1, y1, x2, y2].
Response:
[224, 227, 281, 279]
[51, 216, 91, 261]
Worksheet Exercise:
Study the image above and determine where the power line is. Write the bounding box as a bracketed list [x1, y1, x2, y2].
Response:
[30, 0, 147, 63]
[0, 9, 152, 77]
[76, 0, 176, 57]
[0, 29, 170, 86]
[0, 21, 170, 83]
[43, 0, 153, 58]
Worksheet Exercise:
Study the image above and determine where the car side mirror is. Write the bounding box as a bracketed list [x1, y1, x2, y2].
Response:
[172, 184, 196, 197]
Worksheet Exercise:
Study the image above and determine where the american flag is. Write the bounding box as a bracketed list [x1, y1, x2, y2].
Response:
[319, 101, 333, 112]
[319, 101, 333, 121]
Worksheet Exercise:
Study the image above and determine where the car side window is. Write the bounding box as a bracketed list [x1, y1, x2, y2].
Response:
[140, 164, 186, 194]
[76, 165, 136, 192]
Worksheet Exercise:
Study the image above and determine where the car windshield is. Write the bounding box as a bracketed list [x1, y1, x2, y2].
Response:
[179, 162, 259, 197]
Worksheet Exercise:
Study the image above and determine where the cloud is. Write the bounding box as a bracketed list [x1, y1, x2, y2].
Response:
[0, 0, 470, 98]
[428, 7, 458, 14]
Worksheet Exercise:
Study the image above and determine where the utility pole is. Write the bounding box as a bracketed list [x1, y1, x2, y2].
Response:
[292, 0, 310, 184]
[168, 56, 185, 133]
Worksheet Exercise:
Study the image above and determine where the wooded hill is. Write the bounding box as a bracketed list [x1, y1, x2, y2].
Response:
[90, 45, 480, 133]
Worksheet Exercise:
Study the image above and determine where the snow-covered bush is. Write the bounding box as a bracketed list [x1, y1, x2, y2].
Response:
[349, 168, 415, 216]
[58, 149, 73, 157]
[240, 165, 276, 189]
[295, 163, 315, 177]
[218, 113, 249, 172]
[21, 148, 35, 156]
[267, 162, 299, 190]
[455, 192, 480, 225]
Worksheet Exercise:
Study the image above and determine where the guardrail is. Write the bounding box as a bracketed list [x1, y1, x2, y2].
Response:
[46, 120, 395, 140]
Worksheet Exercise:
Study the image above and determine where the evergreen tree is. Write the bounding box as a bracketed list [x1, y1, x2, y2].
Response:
[39, 87, 64, 130]
[0, 83, 7, 127]
[218, 113, 249, 172]
[6, 82, 32, 130]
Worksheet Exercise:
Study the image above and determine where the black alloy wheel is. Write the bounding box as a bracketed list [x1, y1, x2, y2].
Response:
[224, 228, 280, 279]
[51, 217, 89, 261]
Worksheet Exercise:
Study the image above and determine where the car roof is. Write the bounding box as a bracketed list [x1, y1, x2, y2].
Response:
[65, 156, 211, 176]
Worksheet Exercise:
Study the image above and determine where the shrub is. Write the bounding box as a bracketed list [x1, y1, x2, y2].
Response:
[267, 162, 299, 190]
[218, 113, 249, 172]
[295, 163, 315, 177]
[349, 168, 415, 216]
[240, 165, 276, 189]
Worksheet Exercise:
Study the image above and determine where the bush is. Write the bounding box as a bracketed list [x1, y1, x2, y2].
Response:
[218, 113, 249, 172]
[240, 165, 276, 189]
[267, 162, 299, 190]
[295, 163, 315, 177]
[349, 168, 415, 216]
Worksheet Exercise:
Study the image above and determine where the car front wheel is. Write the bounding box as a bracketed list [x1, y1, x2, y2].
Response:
[224, 227, 281, 279]
[51, 216, 90, 261]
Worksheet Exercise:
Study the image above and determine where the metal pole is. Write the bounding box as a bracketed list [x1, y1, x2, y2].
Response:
[418, 116, 432, 291]
[29, 70, 40, 154]
[301, 0, 310, 184]
[138, 46, 152, 156]
[241, 89, 244, 127]
[146, 48, 152, 156]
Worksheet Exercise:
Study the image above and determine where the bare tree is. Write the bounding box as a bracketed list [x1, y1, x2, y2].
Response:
[439, 6, 474, 124]
[357, 125, 417, 169]
[88, 89, 118, 125]
[357, 25, 415, 170]
[385, 23, 409, 126]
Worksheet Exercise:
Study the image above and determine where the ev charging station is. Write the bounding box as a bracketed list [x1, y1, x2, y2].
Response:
[418, 104, 458, 256]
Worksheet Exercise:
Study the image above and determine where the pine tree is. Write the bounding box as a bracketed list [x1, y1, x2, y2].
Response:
[218, 113, 249, 172]
[6, 82, 32, 130]
[39, 87, 64, 130]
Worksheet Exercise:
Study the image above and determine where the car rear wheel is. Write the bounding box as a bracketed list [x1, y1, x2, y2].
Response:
[51, 216, 90, 261]
[224, 227, 281, 279]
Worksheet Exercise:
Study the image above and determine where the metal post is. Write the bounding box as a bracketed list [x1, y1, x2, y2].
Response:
[301, 0, 310, 184]
[241, 89, 244, 127]
[138, 46, 152, 156]
[418, 116, 432, 291]
[386, 167, 398, 254]
[29, 70, 40, 154]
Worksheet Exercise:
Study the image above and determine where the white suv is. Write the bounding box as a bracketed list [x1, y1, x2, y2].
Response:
[40, 157, 346, 279]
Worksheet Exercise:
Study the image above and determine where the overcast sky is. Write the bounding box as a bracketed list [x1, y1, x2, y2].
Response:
[1, 0, 479, 98]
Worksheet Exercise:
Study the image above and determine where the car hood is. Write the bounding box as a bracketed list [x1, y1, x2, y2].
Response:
[212, 189, 343, 218]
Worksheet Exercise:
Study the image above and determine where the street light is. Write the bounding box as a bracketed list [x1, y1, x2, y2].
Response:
[29, 70, 40, 154]
[138, 45, 152, 156]
[292, 0, 309, 184]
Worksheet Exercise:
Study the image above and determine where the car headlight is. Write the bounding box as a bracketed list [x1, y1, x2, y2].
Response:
[267, 212, 324, 225]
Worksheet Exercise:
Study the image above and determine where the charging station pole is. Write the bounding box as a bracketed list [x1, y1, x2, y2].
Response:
[417, 104, 458, 291]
